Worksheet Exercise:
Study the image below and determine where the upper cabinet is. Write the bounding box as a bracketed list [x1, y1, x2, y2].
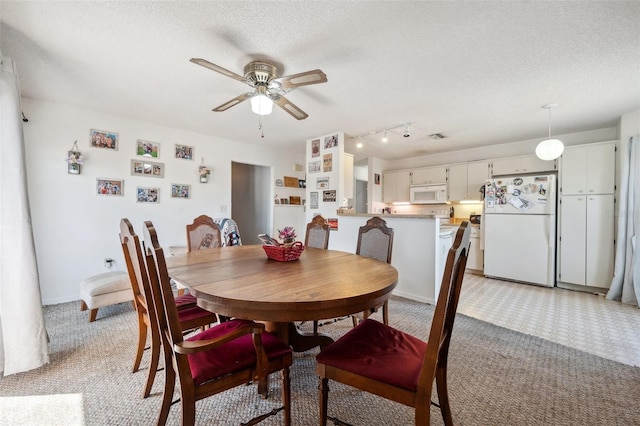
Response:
[448, 161, 490, 201]
[491, 154, 556, 176]
[411, 166, 447, 185]
[382, 170, 411, 203]
[560, 142, 615, 195]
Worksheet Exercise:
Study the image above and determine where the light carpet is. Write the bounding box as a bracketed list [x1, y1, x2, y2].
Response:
[1, 296, 639, 425]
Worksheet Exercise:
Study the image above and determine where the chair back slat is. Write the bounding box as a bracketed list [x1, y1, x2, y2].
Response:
[119, 218, 153, 318]
[186, 215, 222, 252]
[305, 215, 330, 249]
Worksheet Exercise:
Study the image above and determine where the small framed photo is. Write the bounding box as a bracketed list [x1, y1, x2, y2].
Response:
[310, 191, 319, 209]
[323, 153, 333, 172]
[324, 134, 338, 149]
[175, 144, 194, 160]
[171, 183, 191, 199]
[131, 159, 164, 178]
[136, 139, 159, 158]
[311, 139, 320, 157]
[90, 129, 118, 150]
[96, 178, 123, 196]
[298, 179, 306, 188]
[317, 176, 329, 189]
[308, 160, 321, 174]
[323, 190, 336, 202]
[327, 218, 339, 230]
[374, 173, 381, 185]
[136, 186, 159, 203]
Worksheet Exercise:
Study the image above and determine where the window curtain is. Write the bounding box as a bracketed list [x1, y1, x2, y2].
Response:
[0, 55, 49, 375]
[607, 135, 639, 306]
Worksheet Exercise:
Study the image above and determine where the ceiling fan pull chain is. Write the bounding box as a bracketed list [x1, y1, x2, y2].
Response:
[258, 115, 265, 138]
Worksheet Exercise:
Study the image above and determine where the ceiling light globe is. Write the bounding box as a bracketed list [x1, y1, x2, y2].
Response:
[535, 138, 564, 161]
[251, 94, 273, 115]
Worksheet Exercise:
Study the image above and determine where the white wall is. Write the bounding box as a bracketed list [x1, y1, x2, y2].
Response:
[22, 98, 305, 304]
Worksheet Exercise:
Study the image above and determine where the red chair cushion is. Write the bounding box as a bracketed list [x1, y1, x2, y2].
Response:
[316, 319, 427, 392]
[176, 304, 216, 324]
[187, 319, 292, 386]
[175, 293, 197, 306]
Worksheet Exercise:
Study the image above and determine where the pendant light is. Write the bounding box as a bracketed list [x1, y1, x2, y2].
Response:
[535, 103, 564, 161]
[250, 86, 273, 116]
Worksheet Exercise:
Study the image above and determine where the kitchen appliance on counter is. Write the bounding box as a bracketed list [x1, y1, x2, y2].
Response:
[483, 174, 556, 287]
[410, 183, 447, 204]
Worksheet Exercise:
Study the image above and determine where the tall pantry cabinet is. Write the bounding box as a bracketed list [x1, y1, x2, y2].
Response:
[558, 142, 616, 289]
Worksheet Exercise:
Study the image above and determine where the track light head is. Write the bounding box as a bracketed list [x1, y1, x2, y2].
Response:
[403, 124, 410, 138]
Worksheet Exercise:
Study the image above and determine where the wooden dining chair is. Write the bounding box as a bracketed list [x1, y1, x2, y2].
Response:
[304, 214, 330, 249]
[316, 221, 471, 426]
[352, 216, 394, 326]
[304, 215, 331, 333]
[186, 215, 222, 252]
[119, 218, 218, 399]
[142, 220, 292, 426]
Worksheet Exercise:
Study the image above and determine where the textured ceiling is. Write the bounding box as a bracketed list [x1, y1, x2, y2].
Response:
[2, 1, 639, 163]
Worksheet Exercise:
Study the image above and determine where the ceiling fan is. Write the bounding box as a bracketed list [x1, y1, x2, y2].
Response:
[190, 58, 328, 120]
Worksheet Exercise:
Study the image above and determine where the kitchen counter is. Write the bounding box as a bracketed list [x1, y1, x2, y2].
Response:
[330, 214, 447, 304]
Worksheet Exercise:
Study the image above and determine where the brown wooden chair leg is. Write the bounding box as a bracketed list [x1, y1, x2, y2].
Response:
[282, 367, 291, 426]
[80, 300, 88, 311]
[382, 300, 389, 325]
[132, 313, 147, 373]
[142, 326, 160, 398]
[157, 348, 175, 426]
[313, 320, 319, 334]
[319, 377, 329, 426]
[180, 386, 196, 426]
[436, 363, 453, 426]
[258, 376, 270, 399]
[88, 308, 98, 322]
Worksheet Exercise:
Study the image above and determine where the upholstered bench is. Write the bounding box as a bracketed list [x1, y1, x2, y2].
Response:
[79, 271, 133, 322]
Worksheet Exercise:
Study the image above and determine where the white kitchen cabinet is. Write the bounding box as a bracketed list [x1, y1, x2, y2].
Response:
[560, 142, 615, 195]
[411, 166, 447, 185]
[382, 170, 411, 203]
[558, 194, 614, 288]
[491, 154, 556, 176]
[449, 161, 490, 201]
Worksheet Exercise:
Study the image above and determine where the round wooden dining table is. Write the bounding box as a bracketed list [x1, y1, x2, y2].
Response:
[165, 245, 398, 352]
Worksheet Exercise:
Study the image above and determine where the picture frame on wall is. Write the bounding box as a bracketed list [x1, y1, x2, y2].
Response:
[90, 129, 118, 150]
[310, 191, 319, 209]
[324, 134, 338, 149]
[96, 178, 123, 196]
[308, 160, 321, 174]
[174, 144, 194, 160]
[316, 176, 329, 189]
[323, 190, 336, 202]
[136, 139, 160, 158]
[171, 183, 191, 199]
[131, 159, 164, 178]
[311, 139, 320, 157]
[136, 186, 159, 203]
[323, 153, 332, 172]
[374, 173, 381, 185]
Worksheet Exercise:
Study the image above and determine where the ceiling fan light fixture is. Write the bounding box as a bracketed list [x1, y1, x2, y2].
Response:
[535, 103, 564, 160]
[250, 93, 273, 116]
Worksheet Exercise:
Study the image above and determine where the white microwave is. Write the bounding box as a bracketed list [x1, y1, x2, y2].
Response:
[410, 183, 448, 204]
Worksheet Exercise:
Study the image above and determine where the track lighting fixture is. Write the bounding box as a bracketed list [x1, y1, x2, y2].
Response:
[403, 124, 411, 138]
[22, 112, 29, 122]
[381, 130, 388, 143]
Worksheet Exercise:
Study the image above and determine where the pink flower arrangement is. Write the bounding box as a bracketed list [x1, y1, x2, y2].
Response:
[278, 227, 296, 242]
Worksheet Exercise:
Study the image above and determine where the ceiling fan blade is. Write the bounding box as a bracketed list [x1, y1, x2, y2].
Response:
[212, 92, 253, 112]
[273, 95, 308, 120]
[190, 58, 246, 83]
[274, 69, 327, 90]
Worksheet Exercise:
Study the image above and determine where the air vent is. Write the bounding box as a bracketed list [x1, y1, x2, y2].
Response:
[428, 133, 446, 140]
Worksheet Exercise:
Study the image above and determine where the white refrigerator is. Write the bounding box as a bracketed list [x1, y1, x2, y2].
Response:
[483, 174, 556, 287]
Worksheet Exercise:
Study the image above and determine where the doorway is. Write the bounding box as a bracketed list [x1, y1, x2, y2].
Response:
[231, 162, 271, 245]
[356, 179, 368, 213]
